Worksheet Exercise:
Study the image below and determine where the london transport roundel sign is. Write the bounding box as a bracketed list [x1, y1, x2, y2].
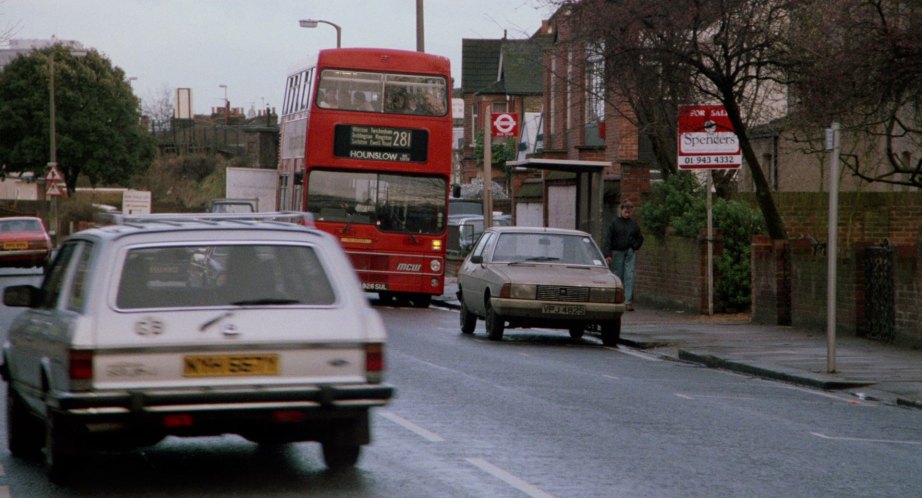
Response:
[491, 112, 519, 137]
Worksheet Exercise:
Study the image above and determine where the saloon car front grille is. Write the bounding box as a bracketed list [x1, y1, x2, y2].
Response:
[536, 285, 590, 302]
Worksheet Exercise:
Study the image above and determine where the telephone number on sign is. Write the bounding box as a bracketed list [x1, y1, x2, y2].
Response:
[679, 155, 741, 167]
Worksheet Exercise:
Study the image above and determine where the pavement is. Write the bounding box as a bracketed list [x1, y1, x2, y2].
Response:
[433, 278, 922, 409]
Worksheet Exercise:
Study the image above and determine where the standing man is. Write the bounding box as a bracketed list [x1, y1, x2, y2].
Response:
[603, 200, 644, 311]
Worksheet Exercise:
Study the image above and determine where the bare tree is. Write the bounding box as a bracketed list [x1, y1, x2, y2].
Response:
[0, 2, 21, 46]
[553, 0, 798, 240]
[142, 84, 175, 129]
[787, 0, 922, 188]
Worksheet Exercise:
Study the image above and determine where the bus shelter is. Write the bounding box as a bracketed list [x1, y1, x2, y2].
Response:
[505, 158, 610, 245]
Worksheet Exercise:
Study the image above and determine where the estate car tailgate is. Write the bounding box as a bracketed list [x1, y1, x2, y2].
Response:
[91, 307, 375, 390]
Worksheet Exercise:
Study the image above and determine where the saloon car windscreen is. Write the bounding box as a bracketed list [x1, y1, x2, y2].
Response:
[116, 244, 336, 309]
[491, 233, 607, 266]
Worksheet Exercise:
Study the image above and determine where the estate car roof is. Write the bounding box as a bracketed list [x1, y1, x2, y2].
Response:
[73, 212, 329, 243]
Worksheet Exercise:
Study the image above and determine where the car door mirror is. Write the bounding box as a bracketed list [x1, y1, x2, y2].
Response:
[3, 285, 42, 308]
[469, 254, 483, 264]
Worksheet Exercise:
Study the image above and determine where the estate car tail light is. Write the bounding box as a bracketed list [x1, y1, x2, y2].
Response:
[68, 350, 94, 380]
[365, 343, 385, 383]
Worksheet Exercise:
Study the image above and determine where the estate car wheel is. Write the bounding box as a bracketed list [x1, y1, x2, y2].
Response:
[7, 385, 43, 458]
[459, 298, 477, 334]
[568, 325, 585, 340]
[322, 442, 361, 471]
[485, 299, 505, 341]
[600, 317, 622, 347]
[45, 410, 77, 483]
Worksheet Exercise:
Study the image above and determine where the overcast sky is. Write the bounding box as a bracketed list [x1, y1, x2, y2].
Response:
[2, 0, 553, 115]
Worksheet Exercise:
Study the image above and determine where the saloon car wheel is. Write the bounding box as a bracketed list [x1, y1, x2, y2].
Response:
[485, 300, 505, 341]
[7, 385, 43, 458]
[322, 442, 361, 471]
[600, 317, 622, 347]
[568, 325, 585, 340]
[459, 298, 477, 334]
[45, 410, 77, 483]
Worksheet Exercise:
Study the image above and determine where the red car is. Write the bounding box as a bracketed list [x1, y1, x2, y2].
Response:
[0, 217, 52, 268]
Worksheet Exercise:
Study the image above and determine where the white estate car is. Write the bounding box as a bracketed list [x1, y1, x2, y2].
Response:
[1, 212, 393, 482]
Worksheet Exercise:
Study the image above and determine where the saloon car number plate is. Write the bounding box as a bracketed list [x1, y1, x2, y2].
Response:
[2, 241, 27, 250]
[542, 304, 586, 316]
[183, 354, 280, 377]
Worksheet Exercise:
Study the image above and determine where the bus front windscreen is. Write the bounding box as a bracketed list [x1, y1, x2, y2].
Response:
[307, 170, 446, 235]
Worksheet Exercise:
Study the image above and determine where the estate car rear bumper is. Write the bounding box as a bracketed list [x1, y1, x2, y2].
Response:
[50, 383, 395, 416]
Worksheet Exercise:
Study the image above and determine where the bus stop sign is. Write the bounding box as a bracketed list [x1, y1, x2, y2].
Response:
[491, 113, 518, 137]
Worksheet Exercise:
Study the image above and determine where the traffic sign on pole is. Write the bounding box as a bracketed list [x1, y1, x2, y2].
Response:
[677, 104, 741, 170]
[46, 181, 64, 197]
[45, 163, 64, 182]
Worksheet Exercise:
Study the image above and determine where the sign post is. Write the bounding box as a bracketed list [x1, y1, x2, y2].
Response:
[45, 162, 65, 245]
[677, 105, 741, 315]
[485, 112, 518, 229]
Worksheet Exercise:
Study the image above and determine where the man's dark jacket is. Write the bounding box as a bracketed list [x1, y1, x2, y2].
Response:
[603, 216, 644, 253]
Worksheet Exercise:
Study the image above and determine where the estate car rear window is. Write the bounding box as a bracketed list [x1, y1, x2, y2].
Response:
[116, 244, 336, 309]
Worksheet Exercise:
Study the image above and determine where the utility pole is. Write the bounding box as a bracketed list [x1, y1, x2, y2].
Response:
[416, 0, 425, 52]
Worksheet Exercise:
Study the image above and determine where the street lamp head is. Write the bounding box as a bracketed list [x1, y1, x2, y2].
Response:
[299, 19, 319, 28]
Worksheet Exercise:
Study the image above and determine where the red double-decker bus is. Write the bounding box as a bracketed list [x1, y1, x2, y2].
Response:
[277, 48, 451, 307]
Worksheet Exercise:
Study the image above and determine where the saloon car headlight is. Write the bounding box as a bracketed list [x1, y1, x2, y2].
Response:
[590, 287, 622, 303]
[501, 283, 536, 299]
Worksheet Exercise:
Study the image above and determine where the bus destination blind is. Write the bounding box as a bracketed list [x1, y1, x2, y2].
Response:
[334, 125, 428, 162]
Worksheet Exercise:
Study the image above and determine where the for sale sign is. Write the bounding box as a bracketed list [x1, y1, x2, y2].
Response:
[677, 104, 741, 169]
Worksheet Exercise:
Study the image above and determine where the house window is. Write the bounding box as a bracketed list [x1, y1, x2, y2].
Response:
[586, 44, 605, 124]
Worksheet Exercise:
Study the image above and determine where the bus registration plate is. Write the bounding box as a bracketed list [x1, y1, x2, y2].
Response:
[183, 354, 280, 377]
[542, 304, 586, 316]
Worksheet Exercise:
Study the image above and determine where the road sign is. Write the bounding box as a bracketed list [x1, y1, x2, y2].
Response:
[45, 163, 63, 181]
[491, 112, 518, 137]
[46, 181, 64, 197]
[677, 104, 741, 169]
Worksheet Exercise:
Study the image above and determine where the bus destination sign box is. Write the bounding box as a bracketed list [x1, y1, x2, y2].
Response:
[334, 125, 428, 162]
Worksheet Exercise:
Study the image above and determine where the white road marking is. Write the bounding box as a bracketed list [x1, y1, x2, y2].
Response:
[602, 374, 619, 380]
[466, 458, 555, 498]
[811, 432, 922, 445]
[378, 410, 445, 442]
[673, 393, 755, 400]
[774, 382, 873, 404]
[615, 347, 661, 361]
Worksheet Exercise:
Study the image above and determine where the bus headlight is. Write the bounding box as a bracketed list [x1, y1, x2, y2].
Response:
[430, 259, 442, 272]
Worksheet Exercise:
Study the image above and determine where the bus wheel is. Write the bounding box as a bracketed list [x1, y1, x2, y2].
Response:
[410, 294, 431, 309]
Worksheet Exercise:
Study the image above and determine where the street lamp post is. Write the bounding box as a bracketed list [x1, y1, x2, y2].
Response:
[299, 19, 342, 48]
[219, 84, 228, 125]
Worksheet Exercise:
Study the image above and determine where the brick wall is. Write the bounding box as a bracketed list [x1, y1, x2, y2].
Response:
[748, 192, 922, 345]
[634, 231, 721, 313]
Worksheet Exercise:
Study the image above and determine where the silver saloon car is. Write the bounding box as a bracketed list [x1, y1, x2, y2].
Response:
[456, 226, 625, 346]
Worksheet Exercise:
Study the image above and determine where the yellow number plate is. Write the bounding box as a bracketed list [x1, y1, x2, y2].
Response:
[183, 354, 280, 377]
[2, 241, 27, 250]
